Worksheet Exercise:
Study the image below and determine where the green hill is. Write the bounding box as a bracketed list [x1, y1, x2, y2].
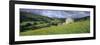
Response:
[20, 11, 65, 32]
[20, 18, 90, 36]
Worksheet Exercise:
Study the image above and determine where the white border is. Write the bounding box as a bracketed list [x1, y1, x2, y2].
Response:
[15, 4, 94, 41]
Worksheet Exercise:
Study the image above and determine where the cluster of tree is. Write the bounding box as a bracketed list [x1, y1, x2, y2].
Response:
[20, 11, 65, 32]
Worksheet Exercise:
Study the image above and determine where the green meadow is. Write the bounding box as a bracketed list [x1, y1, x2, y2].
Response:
[20, 19, 90, 36]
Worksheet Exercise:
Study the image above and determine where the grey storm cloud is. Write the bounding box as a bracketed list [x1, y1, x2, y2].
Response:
[20, 8, 90, 18]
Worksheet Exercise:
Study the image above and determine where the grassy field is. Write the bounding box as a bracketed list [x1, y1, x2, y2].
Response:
[20, 19, 90, 36]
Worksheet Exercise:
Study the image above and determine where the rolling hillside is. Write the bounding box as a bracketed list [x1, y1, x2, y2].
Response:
[20, 11, 65, 32]
[20, 18, 90, 36]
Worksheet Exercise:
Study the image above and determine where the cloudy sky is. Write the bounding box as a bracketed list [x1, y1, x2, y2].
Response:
[20, 8, 90, 18]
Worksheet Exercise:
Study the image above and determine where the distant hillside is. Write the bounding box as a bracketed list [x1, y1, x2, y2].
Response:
[20, 11, 65, 32]
[20, 11, 53, 23]
[74, 16, 90, 21]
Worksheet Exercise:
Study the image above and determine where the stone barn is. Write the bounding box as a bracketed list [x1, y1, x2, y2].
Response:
[65, 17, 74, 24]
